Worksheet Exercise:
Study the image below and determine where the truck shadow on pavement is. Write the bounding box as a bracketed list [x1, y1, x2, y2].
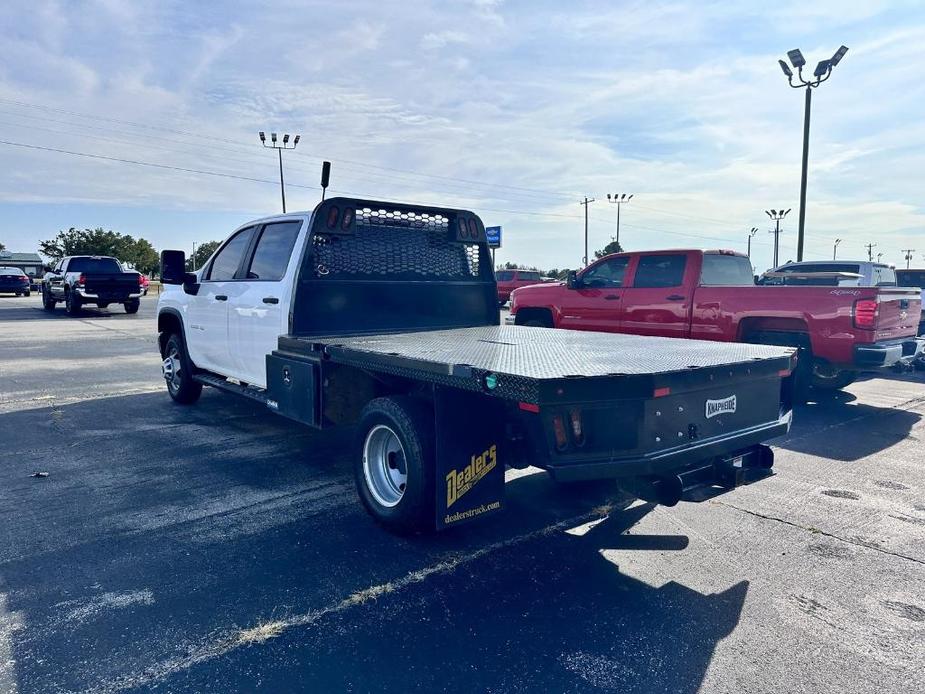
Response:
[0, 391, 745, 693]
[773, 389, 922, 462]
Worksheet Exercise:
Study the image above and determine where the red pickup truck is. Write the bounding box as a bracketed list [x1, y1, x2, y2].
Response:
[509, 249, 924, 394]
[495, 268, 546, 305]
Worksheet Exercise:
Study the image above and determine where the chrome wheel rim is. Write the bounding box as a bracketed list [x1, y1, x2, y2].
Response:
[162, 347, 182, 394]
[363, 425, 408, 507]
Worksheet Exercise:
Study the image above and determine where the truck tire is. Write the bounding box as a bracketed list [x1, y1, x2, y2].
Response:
[42, 287, 56, 311]
[162, 333, 203, 404]
[124, 299, 140, 314]
[811, 369, 857, 390]
[65, 289, 82, 316]
[24, 290, 31, 297]
[355, 396, 436, 534]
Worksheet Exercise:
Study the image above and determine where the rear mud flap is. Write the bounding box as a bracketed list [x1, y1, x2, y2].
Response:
[434, 386, 506, 530]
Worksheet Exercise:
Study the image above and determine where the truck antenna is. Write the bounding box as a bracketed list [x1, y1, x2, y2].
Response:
[321, 161, 331, 201]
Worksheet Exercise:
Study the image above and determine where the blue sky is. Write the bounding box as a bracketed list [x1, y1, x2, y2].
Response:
[1, 0, 923, 272]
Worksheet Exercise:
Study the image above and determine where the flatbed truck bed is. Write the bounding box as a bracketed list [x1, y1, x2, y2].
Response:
[159, 197, 797, 534]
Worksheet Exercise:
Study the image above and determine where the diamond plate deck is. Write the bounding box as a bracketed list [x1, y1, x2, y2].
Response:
[315, 326, 793, 378]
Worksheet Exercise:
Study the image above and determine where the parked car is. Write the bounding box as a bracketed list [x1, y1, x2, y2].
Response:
[0, 266, 31, 296]
[759, 260, 896, 286]
[42, 255, 143, 315]
[508, 249, 923, 396]
[495, 268, 545, 305]
[896, 268, 925, 335]
[156, 199, 795, 534]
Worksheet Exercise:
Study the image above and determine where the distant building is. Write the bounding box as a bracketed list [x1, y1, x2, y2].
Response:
[0, 251, 44, 284]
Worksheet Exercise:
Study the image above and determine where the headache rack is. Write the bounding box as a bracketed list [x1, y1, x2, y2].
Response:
[290, 197, 498, 336]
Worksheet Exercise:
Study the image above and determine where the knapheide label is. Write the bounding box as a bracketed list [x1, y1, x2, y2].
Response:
[705, 395, 736, 419]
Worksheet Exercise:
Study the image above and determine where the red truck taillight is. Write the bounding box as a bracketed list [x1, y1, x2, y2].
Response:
[853, 298, 878, 329]
[77, 274, 86, 285]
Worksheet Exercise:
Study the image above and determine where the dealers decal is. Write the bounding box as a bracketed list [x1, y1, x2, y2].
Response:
[446, 444, 497, 509]
[705, 395, 737, 419]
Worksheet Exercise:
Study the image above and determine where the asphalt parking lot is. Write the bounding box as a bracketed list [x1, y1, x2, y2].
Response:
[1, 293, 924, 693]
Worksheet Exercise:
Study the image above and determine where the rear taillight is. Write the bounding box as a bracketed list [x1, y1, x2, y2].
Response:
[341, 207, 354, 230]
[138, 275, 144, 285]
[77, 274, 86, 285]
[552, 414, 568, 451]
[569, 409, 585, 446]
[853, 298, 878, 329]
[20, 275, 28, 282]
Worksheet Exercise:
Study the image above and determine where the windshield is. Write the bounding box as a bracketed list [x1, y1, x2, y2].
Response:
[67, 258, 123, 273]
[495, 271, 514, 281]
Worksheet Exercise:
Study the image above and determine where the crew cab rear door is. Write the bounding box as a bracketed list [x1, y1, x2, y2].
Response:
[186, 226, 256, 375]
[227, 219, 305, 388]
[620, 252, 694, 338]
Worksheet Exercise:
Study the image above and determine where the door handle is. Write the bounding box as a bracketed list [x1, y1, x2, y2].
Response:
[215, 295, 228, 301]
[604, 294, 620, 300]
[262, 297, 279, 304]
[666, 294, 685, 301]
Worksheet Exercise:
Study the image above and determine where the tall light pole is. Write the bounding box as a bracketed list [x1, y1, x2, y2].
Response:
[902, 249, 916, 269]
[606, 193, 633, 250]
[865, 242, 877, 262]
[833, 238, 841, 260]
[259, 131, 300, 213]
[765, 208, 791, 268]
[579, 197, 595, 266]
[778, 45, 848, 262]
[747, 227, 758, 258]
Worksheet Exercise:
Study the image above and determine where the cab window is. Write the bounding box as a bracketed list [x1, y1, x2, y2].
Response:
[518, 271, 542, 281]
[246, 221, 302, 281]
[495, 271, 514, 281]
[700, 254, 754, 286]
[581, 256, 629, 288]
[206, 227, 255, 281]
[633, 254, 687, 288]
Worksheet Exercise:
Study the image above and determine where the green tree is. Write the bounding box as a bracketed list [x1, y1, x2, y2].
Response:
[122, 238, 159, 275]
[0, 241, 5, 252]
[39, 227, 131, 262]
[187, 241, 221, 271]
[593, 239, 624, 259]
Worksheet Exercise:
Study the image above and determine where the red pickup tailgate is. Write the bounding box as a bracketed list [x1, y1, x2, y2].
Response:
[871, 288, 922, 340]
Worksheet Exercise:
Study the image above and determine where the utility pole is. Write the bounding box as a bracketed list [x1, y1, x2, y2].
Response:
[579, 197, 595, 266]
[606, 193, 633, 250]
[747, 227, 758, 258]
[833, 238, 841, 260]
[865, 242, 876, 262]
[902, 249, 915, 269]
[765, 209, 791, 268]
[259, 131, 300, 213]
[777, 45, 849, 262]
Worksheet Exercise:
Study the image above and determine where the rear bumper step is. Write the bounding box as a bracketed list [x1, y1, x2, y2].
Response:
[854, 336, 925, 368]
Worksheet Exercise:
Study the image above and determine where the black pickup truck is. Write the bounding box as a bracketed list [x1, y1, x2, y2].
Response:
[42, 255, 143, 315]
[157, 198, 796, 534]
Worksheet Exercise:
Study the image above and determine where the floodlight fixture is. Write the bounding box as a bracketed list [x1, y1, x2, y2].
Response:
[778, 60, 793, 78]
[282, 134, 290, 144]
[830, 45, 848, 67]
[813, 60, 831, 78]
[258, 131, 266, 142]
[787, 49, 806, 68]
[293, 135, 300, 145]
[271, 132, 277, 143]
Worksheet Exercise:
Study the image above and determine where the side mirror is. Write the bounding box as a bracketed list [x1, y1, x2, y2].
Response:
[566, 270, 580, 290]
[43, 264, 54, 273]
[160, 250, 188, 285]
